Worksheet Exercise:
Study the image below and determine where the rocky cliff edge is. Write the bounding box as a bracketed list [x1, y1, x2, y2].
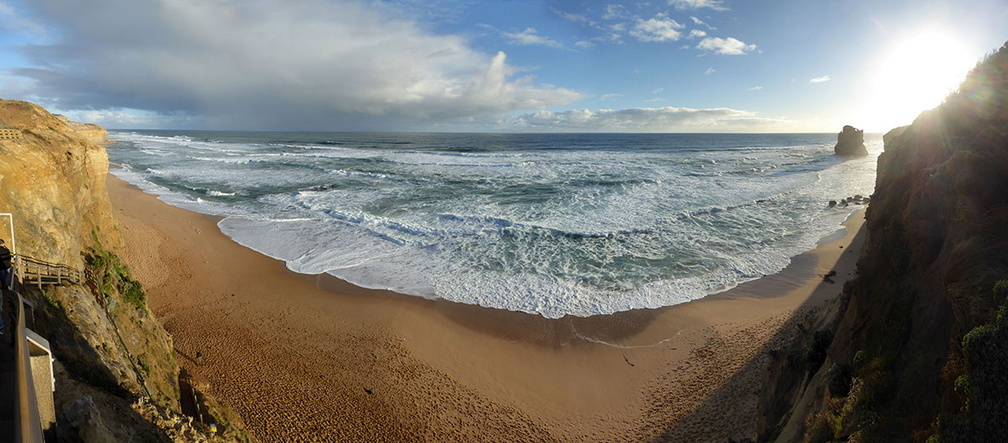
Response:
[0, 99, 249, 442]
[761, 42, 1008, 442]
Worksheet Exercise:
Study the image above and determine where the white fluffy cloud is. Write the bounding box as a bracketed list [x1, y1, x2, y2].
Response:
[696, 37, 757, 55]
[809, 75, 832, 83]
[631, 14, 685, 42]
[497, 107, 791, 132]
[9, 0, 580, 130]
[556, 4, 753, 58]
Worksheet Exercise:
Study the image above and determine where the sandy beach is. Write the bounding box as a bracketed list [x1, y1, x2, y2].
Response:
[107, 172, 867, 442]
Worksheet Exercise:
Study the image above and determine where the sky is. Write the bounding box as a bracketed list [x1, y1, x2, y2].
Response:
[0, 0, 1005, 132]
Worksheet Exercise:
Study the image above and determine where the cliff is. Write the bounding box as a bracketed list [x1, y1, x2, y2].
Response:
[0, 99, 248, 442]
[763, 42, 1008, 441]
[0, 100, 117, 268]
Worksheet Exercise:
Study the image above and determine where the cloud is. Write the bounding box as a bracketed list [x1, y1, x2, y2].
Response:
[600, 93, 623, 100]
[809, 75, 831, 83]
[748, 86, 763, 91]
[669, 0, 729, 11]
[501, 28, 564, 49]
[696, 37, 757, 55]
[60, 108, 192, 129]
[651, 87, 664, 94]
[602, 4, 631, 20]
[690, 16, 715, 30]
[7, 0, 580, 130]
[705, 67, 716, 75]
[630, 13, 684, 42]
[688, 29, 707, 39]
[557, 6, 736, 54]
[497, 106, 792, 132]
[553, 9, 595, 27]
[0, 2, 50, 41]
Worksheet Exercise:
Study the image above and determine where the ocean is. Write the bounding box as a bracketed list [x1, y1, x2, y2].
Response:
[107, 131, 880, 319]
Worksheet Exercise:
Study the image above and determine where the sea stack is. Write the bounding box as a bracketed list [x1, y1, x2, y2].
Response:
[834, 125, 868, 156]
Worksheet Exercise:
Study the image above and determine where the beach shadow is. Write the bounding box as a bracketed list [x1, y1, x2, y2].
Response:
[649, 222, 867, 442]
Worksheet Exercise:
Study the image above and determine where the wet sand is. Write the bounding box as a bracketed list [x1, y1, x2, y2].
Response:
[107, 173, 866, 442]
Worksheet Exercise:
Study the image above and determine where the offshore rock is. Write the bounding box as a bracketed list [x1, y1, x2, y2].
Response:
[834, 125, 868, 156]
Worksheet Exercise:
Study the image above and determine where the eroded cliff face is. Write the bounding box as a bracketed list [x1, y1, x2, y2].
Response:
[768, 42, 1008, 441]
[0, 99, 248, 442]
[0, 99, 117, 267]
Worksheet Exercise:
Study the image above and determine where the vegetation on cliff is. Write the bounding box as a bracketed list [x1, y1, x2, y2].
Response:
[1, 99, 248, 441]
[795, 41, 1008, 441]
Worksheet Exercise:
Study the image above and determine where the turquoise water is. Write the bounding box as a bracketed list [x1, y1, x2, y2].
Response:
[108, 131, 879, 318]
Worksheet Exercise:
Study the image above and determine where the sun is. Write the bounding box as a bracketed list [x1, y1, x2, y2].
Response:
[862, 30, 976, 131]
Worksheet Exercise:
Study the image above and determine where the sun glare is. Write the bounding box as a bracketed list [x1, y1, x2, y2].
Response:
[863, 31, 975, 131]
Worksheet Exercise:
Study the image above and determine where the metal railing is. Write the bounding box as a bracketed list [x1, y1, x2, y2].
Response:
[13, 289, 44, 443]
[9, 253, 80, 442]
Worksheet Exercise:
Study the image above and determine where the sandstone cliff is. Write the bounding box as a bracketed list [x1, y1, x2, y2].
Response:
[0, 99, 248, 442]
[762, 42, 1008, 441]
[0, 100, 118, 268]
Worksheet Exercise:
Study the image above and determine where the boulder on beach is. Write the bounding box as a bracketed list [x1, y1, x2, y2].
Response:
[834, 125, 868, 156]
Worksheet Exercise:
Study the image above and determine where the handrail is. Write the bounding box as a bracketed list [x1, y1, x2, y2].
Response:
[10, 253, 80, 442]
[13, 288, 44, 443]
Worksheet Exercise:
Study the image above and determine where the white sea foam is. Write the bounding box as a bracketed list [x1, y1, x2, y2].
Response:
[108, 131, 880, 318]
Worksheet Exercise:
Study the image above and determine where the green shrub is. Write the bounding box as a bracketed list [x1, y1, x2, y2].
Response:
[940, 287, 1008, 441]
[993, 280, 1008, 304]
[83, 247, 148, 314]
[119, 280, 146, 311]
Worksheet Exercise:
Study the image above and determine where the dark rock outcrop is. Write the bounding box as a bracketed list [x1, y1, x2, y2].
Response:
[833, 125, 868, 156]
[769, 41, 1008, 441]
